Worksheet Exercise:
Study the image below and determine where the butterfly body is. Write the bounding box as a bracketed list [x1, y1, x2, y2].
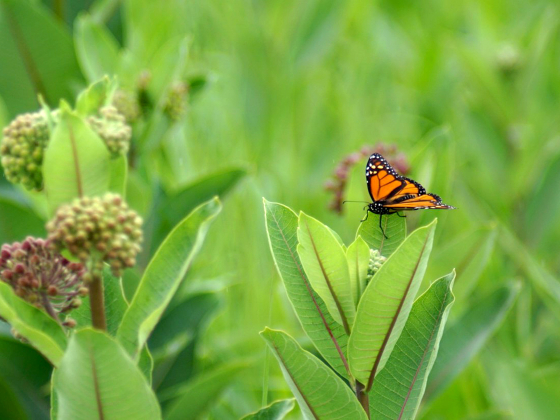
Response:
[364, 153, 455, 236]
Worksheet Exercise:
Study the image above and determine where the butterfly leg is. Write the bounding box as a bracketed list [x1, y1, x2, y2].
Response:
[379, 214, 388, 239]
[396, 212, 407, 218]
[360, 211, 369, 223]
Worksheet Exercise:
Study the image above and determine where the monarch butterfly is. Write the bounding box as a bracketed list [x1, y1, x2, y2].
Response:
[363, 153, 455, 238]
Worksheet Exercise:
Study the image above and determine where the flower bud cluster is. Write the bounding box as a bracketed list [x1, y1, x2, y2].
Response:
[112, 89, 141, 123]
[0, 111, 51, 190]
[325, 144, 409, 214]
[46, 194, 143, 277]
[163, 81, 189, 121]
[87, 106, 132, 157]
[366, 249, 387, 284]
[0, 237, 87, 321]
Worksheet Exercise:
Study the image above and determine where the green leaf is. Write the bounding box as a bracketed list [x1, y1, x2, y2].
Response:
[263, 200, 349, 377]
[117, 197, 221, 358]
[71, 266, 128, 336]
[0, 335, 52, 419]
[0, 375, 27, 420]
[43, 106, 111, 214]
[424, 282, 519, 402]
[241, 399, 296, 420]
[138, 345, 154, 384]
[261, 328, 368, 420]
[348, 219, 437, 388]
[75, 77, 116, 116]
[108, 154, 128, 196]
[0, 282, 66, 366]
[163, 362, 246, 420]
[0, 196, 45, 243]
[150, 292, 221, 392]
[346, 236, 370, 306]
[369, 271, 456, 420]
[53, 328, 161, 420]
[74, 15, 120, 83]
[0, 0, 83, 116]
[356, 213, 406, 257]
[153, 167, 246, 250]
[149, 292, 221, 353]
[297, 212, 355, 333]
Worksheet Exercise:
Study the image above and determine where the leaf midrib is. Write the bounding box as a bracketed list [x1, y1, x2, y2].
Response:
[89, 346, 105, 420]
[271, 338, 320, 420]
[366, 234, 430, 391]
[268, 208, 350, 374]
[398, 285, 451, 419]
[304, 219, 351, 335]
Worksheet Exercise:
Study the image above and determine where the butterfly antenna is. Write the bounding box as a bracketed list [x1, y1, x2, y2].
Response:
[342, 200, 370, 204]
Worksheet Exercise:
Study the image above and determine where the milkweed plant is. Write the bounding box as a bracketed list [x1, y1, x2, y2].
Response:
[0, 77, 232, 419]
[263, 199, 456, 420]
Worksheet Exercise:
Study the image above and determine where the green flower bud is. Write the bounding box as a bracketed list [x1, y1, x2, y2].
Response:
[87, 106, 132, 157]
[47, 193, 143, 277]
[1, 111, 51, 190]
[163, 81, 189, 121]
[112, 89, 141, 123]
[366, 249, 387, 284]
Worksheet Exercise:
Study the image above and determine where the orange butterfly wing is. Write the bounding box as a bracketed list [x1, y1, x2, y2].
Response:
[366, 154, 406, 202]
[366, 153, 455, 211]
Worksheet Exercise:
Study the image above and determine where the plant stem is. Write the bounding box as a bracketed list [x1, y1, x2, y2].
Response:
[89, 272, 106, 331]
[91, 0, 123, 24]
[355, 380, 370, 418]
[53, 0, 65, 22]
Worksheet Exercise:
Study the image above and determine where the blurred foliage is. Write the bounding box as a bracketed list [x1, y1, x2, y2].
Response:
[0, 0, 559, 418]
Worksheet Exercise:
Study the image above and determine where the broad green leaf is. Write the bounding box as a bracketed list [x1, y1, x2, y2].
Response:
[424, 282, 519, 402]
[108, 154, 128, 196]
[153, 167, 246, 250]
[0, 335, 51, 419]
[54, 329, 161, 420]
[346, 236, 370, 306]
[297, 212, 355, 333]
[149, 292, 221, 353]
[0, 282, 66, 366]
[263, 200, 349, 377]
[261, 328, 368, 420]
[138, 345, 154, 384]
[241, 399, 296, 420]
[117, 197, 221, 358]
[369, 271, 456, 420]
[151, 292, 222, 393]
[0, 375, 27, 419]
[356, 213, 406, 257]
[71, 266, 128, 336]
[75, 77, 116, 116]
[0, 197, 45, 243]
[0, 0, 83, 116]
[349, 219, 437, 388]
[163, 362, 246, 420]
[43, 106, 111, 214]
[74, 15, 120, 83]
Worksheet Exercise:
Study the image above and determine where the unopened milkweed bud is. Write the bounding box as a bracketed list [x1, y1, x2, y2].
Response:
[47, 193, 143, 277]
[87, 106, 132, 157]
[365, 249, 387, 284]
[1, 111, 51, 190]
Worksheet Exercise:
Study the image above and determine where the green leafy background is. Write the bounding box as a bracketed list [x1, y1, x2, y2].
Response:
[0, 0, 558, 418]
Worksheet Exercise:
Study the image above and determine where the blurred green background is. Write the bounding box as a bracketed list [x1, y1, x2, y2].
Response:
[1, 0, 560, 418]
